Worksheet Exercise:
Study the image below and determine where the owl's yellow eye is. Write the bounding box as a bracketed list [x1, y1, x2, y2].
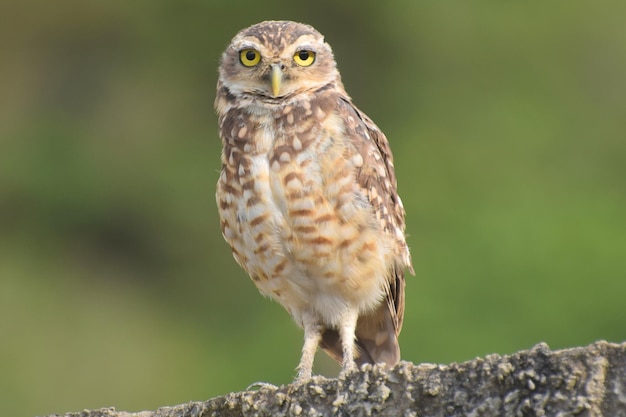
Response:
[293, 50, 315, 67]
[239, 49, 261, 67]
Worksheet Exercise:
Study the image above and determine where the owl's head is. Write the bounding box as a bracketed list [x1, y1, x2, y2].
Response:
[218, 21, 341, 100]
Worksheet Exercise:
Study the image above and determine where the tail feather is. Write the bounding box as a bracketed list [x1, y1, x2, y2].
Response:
[320, 303, 400, 368]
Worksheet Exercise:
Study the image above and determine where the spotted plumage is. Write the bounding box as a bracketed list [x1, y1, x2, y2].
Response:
[215, 20, 413, 380]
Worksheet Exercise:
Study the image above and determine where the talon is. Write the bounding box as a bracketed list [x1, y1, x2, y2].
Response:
[246, 381, 278, 391]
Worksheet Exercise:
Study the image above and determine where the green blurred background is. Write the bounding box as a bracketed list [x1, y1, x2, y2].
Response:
[1, 1, 625, 416]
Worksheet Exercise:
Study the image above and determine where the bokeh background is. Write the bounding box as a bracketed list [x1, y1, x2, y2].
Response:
[2, 1, 625, 416]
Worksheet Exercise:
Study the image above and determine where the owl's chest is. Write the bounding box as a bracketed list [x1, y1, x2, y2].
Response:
[219, 105, 344, 235]
[217, 107, 388, 317]
[220, 121, 338, 259]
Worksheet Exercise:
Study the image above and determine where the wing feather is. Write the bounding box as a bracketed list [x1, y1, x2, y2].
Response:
[319, 95, 412, 366]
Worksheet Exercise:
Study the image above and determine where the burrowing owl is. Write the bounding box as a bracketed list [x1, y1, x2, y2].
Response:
[215, 20, 413, 381]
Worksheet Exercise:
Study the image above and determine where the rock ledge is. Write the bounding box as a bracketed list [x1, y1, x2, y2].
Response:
[44, 341, 626, 417]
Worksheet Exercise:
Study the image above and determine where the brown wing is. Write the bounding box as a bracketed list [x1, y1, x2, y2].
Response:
[320, 95, 412, 367]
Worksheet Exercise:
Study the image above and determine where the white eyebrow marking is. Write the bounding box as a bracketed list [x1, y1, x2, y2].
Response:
[237, 41, 262, 50]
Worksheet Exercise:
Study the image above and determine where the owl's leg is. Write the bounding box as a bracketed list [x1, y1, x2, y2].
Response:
[339, 309, 359, 373]
[296, 315, 323, 381]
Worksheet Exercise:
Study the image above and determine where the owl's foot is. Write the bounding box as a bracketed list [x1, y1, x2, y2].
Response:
[246, 381, 278, 391]
[338, 363, 359, 380]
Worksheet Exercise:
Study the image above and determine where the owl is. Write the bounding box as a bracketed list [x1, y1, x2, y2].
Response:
[215, 20, 413, 381]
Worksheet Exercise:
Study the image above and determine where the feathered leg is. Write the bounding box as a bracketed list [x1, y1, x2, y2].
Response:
[339, 309, 359, 373]
[296, 314, 323, 381]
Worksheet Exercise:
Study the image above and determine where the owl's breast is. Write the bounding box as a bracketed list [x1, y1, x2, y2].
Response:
[217, 103, 393, 325]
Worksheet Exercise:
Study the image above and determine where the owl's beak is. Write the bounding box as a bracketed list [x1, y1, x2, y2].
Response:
[271, 65, 283, 97]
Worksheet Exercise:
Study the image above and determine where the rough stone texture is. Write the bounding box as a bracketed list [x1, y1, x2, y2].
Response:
[44, 341, 626, 417]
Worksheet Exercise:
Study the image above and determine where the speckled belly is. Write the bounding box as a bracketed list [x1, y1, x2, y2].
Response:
[218, 135, 393, 327]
